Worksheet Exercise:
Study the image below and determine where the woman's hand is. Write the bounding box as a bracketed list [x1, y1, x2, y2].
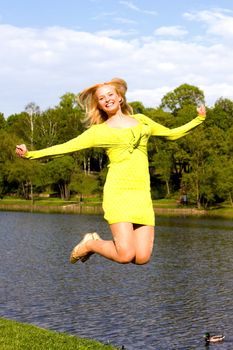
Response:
[16, 144, 28, 157]
[197, 104, 206, 117]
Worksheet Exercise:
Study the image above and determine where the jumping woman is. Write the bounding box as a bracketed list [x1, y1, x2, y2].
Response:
[16, 78, 206, 265]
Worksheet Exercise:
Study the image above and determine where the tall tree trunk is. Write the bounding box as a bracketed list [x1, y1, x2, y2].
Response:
[99, 154, 103, 170]
[22, 182, 26, 199]
[83, 156, 87, 174]
[58, 184, 65, 200]
[30, 180, 34, 205]
[196, 179, 201, 209]
[64, 183, 70, 200]
[165, 180, 170, 196]
[87, 157, 91, 175]
[29, 112, 34, 149]
[229, 192, 233, 207]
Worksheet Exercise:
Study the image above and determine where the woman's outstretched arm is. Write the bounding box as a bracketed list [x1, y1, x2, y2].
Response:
[16, 126, 97, 160]
[140, 105, 206, 140]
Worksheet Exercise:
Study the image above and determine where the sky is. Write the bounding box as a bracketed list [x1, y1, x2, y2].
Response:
[1, 0, 233, 117]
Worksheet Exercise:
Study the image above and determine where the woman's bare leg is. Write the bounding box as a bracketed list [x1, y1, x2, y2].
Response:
[132, 224, 154, 265]
[83, 223, 154, 264]
[85, 222, 135, 263]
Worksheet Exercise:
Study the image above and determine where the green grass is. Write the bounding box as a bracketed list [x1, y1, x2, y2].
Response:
[0, 318, 118, 350]
[1, 197, 176, 207]
[206, 206, 233, 218]
[0, 197, 103, 206]
[152, 198, 178, 208]
[0, 198, 76, 206]
[1, 197, 233, 218]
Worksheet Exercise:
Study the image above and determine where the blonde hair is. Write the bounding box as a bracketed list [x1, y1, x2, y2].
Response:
[77, 78, 133, 126]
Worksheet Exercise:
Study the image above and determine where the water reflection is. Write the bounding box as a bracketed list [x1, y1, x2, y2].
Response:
[1, 212, 233, 349]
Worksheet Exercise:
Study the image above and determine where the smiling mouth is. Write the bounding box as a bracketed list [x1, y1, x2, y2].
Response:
[106, 101, 114, 107]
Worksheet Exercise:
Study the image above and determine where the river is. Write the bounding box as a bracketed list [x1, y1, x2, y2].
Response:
[1, 211, 233, 349]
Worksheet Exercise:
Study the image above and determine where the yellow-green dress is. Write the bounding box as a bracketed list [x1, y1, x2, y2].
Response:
[25, 113, 205, 226]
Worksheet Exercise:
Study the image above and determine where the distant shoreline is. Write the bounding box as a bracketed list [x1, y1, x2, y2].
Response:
[1, 202, 232, 219]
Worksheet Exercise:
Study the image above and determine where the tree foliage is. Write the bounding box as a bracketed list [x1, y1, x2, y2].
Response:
[1, 84, 232, 208]
[160, 83, 205, 115]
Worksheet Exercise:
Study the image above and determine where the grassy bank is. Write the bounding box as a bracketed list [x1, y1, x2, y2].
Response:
[0, 197, 233, 218]
[0, 318, 117, 350]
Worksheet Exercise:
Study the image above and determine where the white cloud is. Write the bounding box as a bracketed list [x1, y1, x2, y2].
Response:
[200, 82, 233, 106]
[119, 0, 140, 12]
[127, 86, 172, 107]
[184, 9, 233, 39]
[114, 17, 137, 25]
[143, 10, 157, 16]
[154, 26, 188, 37]
[119, 0, 157, 15]
[92, 12, 117, 21]
[96, 28, 138, 38]
[1, 12, 233, 117]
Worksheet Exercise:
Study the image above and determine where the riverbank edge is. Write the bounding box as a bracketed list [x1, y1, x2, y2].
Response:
[0, 317, 117, 350]
[0, 203, 232, 218]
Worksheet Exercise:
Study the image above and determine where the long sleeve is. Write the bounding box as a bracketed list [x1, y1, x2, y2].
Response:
[25, 126, 97, 160]
[137, 114, 205, 140]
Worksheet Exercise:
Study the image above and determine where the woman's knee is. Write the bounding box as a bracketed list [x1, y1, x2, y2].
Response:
[135, 252, 152, 265]
[117, 247, 135, 264]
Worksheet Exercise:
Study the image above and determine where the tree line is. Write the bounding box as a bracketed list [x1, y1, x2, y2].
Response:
[0, 84, 232, 208]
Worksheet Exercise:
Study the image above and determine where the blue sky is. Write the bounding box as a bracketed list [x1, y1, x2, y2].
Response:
[1, 0, 233, 116]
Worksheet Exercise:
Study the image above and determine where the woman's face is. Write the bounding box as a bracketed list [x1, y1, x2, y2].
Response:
[95, 85, 122, 117]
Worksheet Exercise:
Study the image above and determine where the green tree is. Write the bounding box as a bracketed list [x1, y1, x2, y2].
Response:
[0, 113, 6, 129]
[6, 112, 31, 141]
[69, 171, 99, 201]
[45, 156, 76, 200]
[34, 108, 60, 148]
[153, 149, 173, 196]
[130, 101, 146, 114]
[180, 127, 211, 208]
[217, 160, 233, 206]
[55, 92, 84, 142]
[6, 158, 42, 200]
[209, 98, 233, 130]
[0, 129, 19, 196]
[25, 102, 40, 148]
[160, 83, 205, 115]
